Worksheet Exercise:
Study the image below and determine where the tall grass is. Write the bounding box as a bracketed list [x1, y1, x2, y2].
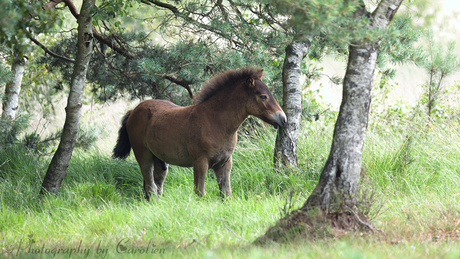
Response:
[1, 116, 460, 258]
[364, 120, 460, 197]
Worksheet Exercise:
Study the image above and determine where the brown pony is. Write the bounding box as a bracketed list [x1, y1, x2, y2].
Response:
[113, 68, 286, 200]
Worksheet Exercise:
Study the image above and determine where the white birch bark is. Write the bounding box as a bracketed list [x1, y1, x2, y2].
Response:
[41, 0, 95, 194]
[303, 0, 403, 209]
[274, 41, 309, 169]
[2, 54, 26, 120]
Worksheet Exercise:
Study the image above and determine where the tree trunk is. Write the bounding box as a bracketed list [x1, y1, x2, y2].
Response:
[41, 0, 95, 194]
[274, 41, 310, 170]
[302, 43, 377, 210]
[302, 0, 403, 210]
[2, 53, 26, 120]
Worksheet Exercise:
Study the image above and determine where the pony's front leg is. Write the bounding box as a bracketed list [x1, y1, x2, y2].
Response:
[193, 159, 208, 197]
[215, 157, 233, 198]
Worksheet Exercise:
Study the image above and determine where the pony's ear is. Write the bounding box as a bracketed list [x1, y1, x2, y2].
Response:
[246, 77, 255, 87]
[253, 69, 264, 80]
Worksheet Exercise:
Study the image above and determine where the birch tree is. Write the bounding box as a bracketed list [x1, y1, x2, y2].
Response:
[304, 0, 403, 209]
[257, 0, 405, 243]
[274, 41, 310, 169]
[0, 1, 58, 121]
[41, 0, 95, 194]
[2, 53, 26, 120]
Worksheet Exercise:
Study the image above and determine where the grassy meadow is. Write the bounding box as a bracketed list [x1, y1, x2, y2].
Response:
[1, 112, 460, 258]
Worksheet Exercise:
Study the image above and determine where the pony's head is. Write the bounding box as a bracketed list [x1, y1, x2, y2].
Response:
[245, 70, 286, 129]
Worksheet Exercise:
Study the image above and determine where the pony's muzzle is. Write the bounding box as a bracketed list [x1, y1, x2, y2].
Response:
[271, 111, 287, 128]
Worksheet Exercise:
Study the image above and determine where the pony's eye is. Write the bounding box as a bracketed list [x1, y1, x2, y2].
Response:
[259, 95, 268, 101]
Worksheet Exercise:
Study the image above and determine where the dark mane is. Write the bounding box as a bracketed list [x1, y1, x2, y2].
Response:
[195, 67, 258, 104]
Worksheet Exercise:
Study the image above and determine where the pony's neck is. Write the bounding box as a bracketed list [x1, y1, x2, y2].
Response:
[198, 87, 248, 135]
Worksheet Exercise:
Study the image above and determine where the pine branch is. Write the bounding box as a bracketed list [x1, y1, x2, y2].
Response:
[142, 0, 244, 49]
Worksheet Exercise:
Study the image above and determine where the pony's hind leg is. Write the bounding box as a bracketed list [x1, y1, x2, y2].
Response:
[133, 147, 158, 201]
[153, 159, 168, 196]
[140, 161, 158, 201]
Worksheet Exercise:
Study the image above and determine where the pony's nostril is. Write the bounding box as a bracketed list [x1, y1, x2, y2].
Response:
[280, 118, 286, 128]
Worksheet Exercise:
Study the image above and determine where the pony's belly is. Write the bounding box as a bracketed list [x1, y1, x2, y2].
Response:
[151, 148, 194, 168]
[165, 158, 194, 168]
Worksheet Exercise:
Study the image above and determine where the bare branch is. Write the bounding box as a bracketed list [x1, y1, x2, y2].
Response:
[164, 75, 194, 100]
[43, 0, 79, 18]
[42, 0, 64, 10]
[63, 0, 80, 18]
[344, 205, 384, 234]
[29, 36, 75, 63]
[141, 0, 179, 14]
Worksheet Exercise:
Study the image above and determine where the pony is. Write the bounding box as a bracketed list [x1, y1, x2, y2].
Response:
[113, 68, 286, 200]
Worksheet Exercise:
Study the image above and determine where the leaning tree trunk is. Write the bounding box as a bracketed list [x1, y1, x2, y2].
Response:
[274, 41, 310, 170]
[302, 43, 377, 210]
[302, 0, 402, 210]
[2, 53, 26, 120]
[41, 0, 94, 194]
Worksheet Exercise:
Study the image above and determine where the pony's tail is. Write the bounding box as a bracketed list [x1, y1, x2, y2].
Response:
[113, 110, 132, 159]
